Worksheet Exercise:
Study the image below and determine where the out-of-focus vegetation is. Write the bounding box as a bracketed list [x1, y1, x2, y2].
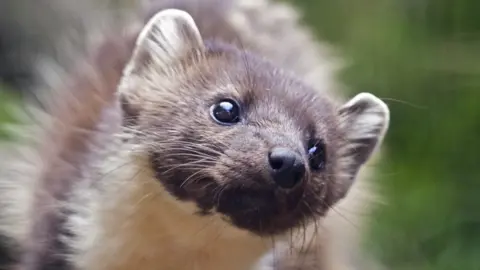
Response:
[289, 0, 480, 269]
[0, 84, 20, 139]
[0, 0, 478, 269]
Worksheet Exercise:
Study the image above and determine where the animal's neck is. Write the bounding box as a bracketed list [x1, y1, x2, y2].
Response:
[82, 154, 272, 270]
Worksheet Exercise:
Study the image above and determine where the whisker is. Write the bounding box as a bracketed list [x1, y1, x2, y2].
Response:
[179, 168, 209, 189]
[158, 163, 212, 175]
[380, 97, 428, 110]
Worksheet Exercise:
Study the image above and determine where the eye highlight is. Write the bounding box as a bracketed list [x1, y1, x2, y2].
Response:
[210, 99, 241, 125]
[307, 139, 326, 171]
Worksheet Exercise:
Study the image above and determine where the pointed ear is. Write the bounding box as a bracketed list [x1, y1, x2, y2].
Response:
[124, 9, 204, 76]
[337, 92, 390, 184]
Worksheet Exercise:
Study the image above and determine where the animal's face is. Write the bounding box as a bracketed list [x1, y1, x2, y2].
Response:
[119, 9, 390, 236]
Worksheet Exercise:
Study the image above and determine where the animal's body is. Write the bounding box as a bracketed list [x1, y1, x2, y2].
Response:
[0, 1, 390, 270]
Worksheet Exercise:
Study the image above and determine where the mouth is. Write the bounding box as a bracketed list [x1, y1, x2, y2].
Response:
[150, 153, 321, 236]
[156, 171, 320, 235]
[215, 185, 308, 235]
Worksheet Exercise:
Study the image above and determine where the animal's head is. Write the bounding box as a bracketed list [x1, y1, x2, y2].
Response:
[118, 9, 389, 236]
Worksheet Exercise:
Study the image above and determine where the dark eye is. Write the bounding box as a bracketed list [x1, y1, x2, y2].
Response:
[307, 139, 326, 171]
[210, 99, 241, 125]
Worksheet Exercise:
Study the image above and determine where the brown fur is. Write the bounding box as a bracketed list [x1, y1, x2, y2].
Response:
[0, 1, 390, 270]
[122, 38, 342, 234]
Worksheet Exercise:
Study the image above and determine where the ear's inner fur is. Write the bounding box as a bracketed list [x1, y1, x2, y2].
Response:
[336, 92, 389, 198]
[118, 9, 206, 121]
[123, 9, 205, 77]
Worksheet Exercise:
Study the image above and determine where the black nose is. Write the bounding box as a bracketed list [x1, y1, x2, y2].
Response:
[268, 147, 306, 189]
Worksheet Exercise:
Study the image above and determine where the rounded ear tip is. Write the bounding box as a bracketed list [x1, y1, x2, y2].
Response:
[140, 8, 202, 43]
[340, 92, 391, 138]
[141, 8, 194, 33]
[146, 9, 197, 30]
[351, 92, 390, 117]
[154, 8, 194, 20]
[134, 7, 203, 56]
[357, 92, 390, 137]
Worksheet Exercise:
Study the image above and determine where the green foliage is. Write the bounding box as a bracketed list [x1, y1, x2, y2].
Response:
[289, 0, 480, 269]
[0, 84, 20, 139]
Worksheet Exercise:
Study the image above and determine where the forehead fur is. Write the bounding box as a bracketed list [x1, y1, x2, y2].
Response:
[137, 39, 339, 131]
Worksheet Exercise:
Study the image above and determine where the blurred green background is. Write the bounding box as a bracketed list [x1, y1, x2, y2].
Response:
[0, 0, 479, 269]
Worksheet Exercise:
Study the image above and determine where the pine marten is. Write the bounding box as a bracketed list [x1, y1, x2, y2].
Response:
[0, 0, 390, 269]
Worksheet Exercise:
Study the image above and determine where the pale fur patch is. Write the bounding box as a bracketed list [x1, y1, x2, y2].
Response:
[0, 140, 39, 242]
[67, 150, 275, 270]
[0, 104, 58, 243]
